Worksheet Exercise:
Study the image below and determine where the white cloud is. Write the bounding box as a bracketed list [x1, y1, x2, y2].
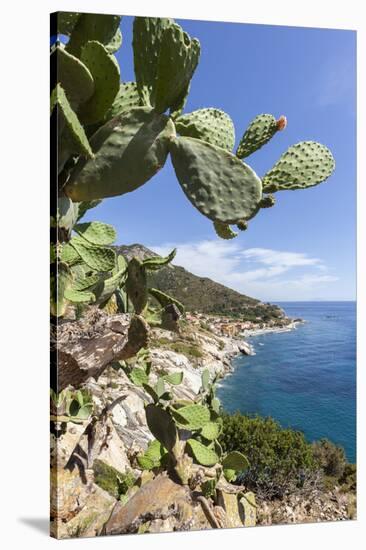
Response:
[150, 240, 338, 302]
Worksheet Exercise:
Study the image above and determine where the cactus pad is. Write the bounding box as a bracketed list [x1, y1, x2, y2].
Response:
[94, 267, 127, 305]
[200, 421, 220, 441]
[222, 451, 250, 472]
[72, 273, 100, 291]
[172, 404, 210, 430]
[70, 236, 116, 271]
[57, 12, 81, 36]
[145, 404, 178, 452]
[66, 13, 122, 58]
[126, 258, 148, 314]
[169, 136, 262, 224]
[51, 84, 93, 159]
[78, 41, 120, 125]
[60, 242, 80, 264]
[213, 221, 238, 240]
[74, 221, 116, 245]
[142, 248, 176, 270]
[55, 45, 95, 109]
[104, 82, 141, 120]
[133, 17, 173, 106]
[154, 23, 200, 114]
[186, 438, 219, 466]
[236, 114, 279, 158]
[262, 141, 335, 192]
[50, 263, 73, 317]
[148, 288, 185, 314]
[137, 439, 166, 470]
[51, 195, 79, 233]
[65, 107, 175, 201]
[164, 372, 184, 385]
[176, 108, 235, 151]
[64, 288, 96, 303]
[105, 28, 123, 54]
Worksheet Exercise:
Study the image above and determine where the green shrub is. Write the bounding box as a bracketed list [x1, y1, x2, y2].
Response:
[311, 439, 347, 478]
[219, 412, 317, 499]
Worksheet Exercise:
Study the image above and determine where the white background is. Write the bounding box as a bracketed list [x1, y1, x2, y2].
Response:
[0, 0, 364, 548]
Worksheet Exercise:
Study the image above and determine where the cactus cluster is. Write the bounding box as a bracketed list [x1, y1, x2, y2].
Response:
[50, 388, 93, 424]
[131, 362, 249, 490]
[52, 13, 335, 243]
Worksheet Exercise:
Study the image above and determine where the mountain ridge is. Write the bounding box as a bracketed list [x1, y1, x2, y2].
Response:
[115, 244, 288, 323]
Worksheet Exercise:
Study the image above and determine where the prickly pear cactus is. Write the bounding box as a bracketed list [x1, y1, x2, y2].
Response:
[145, 404, 178, 452]
[186, 438, 219, 466]
[65, 107, 176, 201]
[172, 404, 211, 430]
[236, 114, 285, 158]
[78, 40, 120, 124]
[213, 222, 238, 240]
[66, 13, 122, 58]
[169, 136, 262, 224]
[176, 108, 235, 151]
[54, 45, 95, 109]
[262, 141, 335, 192]
[104, 81, 141, 120]
[125, 257, 148, 315]
[154, 23, 200, 114]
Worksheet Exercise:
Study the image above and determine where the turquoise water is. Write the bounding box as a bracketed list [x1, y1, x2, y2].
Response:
[217, 302, 356, 462]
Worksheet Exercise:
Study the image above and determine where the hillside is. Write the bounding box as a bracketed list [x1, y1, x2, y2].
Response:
[115, 244, 288, 323]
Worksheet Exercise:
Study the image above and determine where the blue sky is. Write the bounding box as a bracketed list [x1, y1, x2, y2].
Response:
[86, 16, 356, 302]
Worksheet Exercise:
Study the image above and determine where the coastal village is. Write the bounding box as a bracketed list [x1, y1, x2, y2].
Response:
[185, 310, 298, 338]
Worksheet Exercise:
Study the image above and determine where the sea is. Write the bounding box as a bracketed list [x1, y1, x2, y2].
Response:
[217, 302, 356, 463]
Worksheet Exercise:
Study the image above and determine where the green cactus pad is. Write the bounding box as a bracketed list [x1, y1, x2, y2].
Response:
[72, 273, 100, 291]
[163, 372, 184, 385]
[60, 242, 80, 264]
[145, 404, 178, 452]
[105, 28, 123, 54]
[201, 369, 210, 391]
[154, 23, 200, 114]
[201, 478, 217, 498]
[236, 114, 279, 159]
[76, 200, 102, 222]
[169, 136, 262, 224]
[170, 82, 190, 119]
[213, 221, 238, 240]
[222, 451, 250, 472]
[57, 12, 81, 35]
[148, 288, 185, 314]
[51, 195, 79, 232]
[66, 13, 122, 58]
[200, 421, 220, 441]
[262, 141, 335, 192]
[104, 82, 141, 120]
[176, 108, 235, 152]
[64, 288, 96, 303]
[54, 45, 95, 109]
[142, 248, 176, 271]
[133, 17, 174, 106]
[78, 41, 120, 125]
[223, 468, 237, 482]
[74, 221, 116, 245]
[50, 262, 73, 317]
[94, 267, 127, 305]
[51, 84, 93, 159]
[172, 404, 210, 430]
[70, 236, 116, 272]
[137, 439, 166, 470]
[126, 258, 148, 314]
[186, 439, 219, 466]
[65, 107, 175, 201]
[129, 367, 149, 387]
